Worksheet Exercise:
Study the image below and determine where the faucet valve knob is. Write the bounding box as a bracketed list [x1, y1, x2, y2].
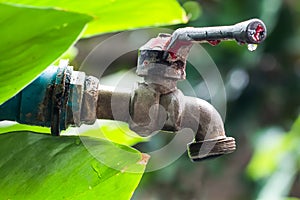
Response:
[136, 18, 267, 86]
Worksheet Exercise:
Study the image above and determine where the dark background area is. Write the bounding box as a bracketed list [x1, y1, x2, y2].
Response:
[74, 0, 300, 199]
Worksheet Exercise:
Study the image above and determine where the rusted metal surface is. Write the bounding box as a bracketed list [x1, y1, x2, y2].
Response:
[9, 66, 58, 128]
[50, 62, 72, 136]
[37, 85, 53, 124]
[0, 61, 99, 136]
[96, 86, 132, 123]
[0, 19, 268, 161]
[95, 19, 266, 161]
[68, 71, 85, 126]
[188, 137, 236, 161]
[50, 63, 100, 134]
[137, 33, 189, 82]
[96, 86, 114, 120]
[128, 19, 268, 160]
[167, 18, 267, 51]
[95, 83, 236, 161]
[129, 83, 162, 136]
[80, 76, 99, 124]
[159, 89, 184, 131]
[137, 19, 267, 88]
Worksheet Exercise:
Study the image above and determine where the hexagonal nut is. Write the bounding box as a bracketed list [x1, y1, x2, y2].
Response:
[68, 71, 86, 126]
[80, 76, 99, 124]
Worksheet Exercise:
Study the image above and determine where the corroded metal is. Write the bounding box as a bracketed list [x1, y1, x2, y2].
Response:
[137, 33, 188, 81]
[80, 76, 99, 124]
[129, 83, 162, 136]
[188, 137, 236, 161]
[96, 85, 131, 122]
[131, 18, 266, 160]
[50, 60, 72, 136]
[0, 60, 100, 136]
[167, 18, 267, 52]
[0, 19, 267, 161]
[137, 18, 267, 86]
[68, 71, 85, 126]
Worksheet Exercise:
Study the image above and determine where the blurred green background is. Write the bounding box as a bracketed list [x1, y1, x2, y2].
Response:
[73, 0, 300, 199]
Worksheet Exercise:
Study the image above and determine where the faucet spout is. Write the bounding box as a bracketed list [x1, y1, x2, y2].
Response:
[180, 96, 236, 161]
[96, 84, 236, 161]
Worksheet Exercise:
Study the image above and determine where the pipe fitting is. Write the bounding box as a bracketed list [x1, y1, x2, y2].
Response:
[0, 60, 99, 135]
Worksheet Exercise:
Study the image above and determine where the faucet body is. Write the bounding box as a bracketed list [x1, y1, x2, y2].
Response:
[0, 19, 267, 161]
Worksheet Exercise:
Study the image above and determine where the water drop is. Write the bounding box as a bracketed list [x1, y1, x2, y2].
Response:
[247, 44, 258, 52]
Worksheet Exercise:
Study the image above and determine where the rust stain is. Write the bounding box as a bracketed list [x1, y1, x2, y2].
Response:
[37, 85, 53, 122]
[25, 113, 32, 118]
[121, 166, 128, 173]
[137, 153, 150, 165]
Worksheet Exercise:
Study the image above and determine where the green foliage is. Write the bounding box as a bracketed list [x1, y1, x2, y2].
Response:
[182, 1, 201, 21]
[1, 0, 188, 37]
[0, 120, 148, 146]
[247, 127, 286, 179]
[0, 132, 147, 200]
[0, 121, 50, 134]
[0, 0, 187, 105]
[247, 116, 300, 200]
[77, 120, 149, 146]
[0, 121, 149, 199]
[0, 1, 187, 199]
[0, 3, 92, 105]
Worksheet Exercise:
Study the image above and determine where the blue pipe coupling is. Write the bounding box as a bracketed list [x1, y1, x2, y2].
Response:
[0, 60, 99, 136]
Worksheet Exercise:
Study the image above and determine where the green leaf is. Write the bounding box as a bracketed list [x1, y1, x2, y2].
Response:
[246, 127, 287, 180]
[256, 154, 297, 200]
[0, 120, 148, 146]
[182, 1, 202, 21]
[0, 3, 92, 105]
[0, 121, 50, 134]
[289, 115, 300, 138]
[1, 0, 188, 37]
[247, 116, 300, 180]
[75, 120, 149, 146]
[247, 116, 300, 200]
[0, 132, 148, 200]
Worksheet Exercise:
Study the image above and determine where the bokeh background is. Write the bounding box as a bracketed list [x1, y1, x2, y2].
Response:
[73, 0, 300, 199]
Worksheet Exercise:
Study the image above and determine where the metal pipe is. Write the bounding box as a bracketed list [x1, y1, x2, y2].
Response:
[97, 85, 131, 123]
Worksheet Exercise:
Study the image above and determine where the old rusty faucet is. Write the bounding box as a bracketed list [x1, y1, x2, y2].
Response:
[0, 19, 267, 161]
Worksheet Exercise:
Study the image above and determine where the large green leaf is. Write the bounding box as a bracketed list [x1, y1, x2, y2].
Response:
[0, 121, 50, 134]
[0, 3, 92, 105]
[0, 132, 148, 199]
[1, 0, 188, 37]
[0, 120, 148, 146]
[75, 120, 148, 146]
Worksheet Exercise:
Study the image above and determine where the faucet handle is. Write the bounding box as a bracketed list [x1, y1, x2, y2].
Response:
[166, 18, 267, 52]
[137, 19, 267, 84]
